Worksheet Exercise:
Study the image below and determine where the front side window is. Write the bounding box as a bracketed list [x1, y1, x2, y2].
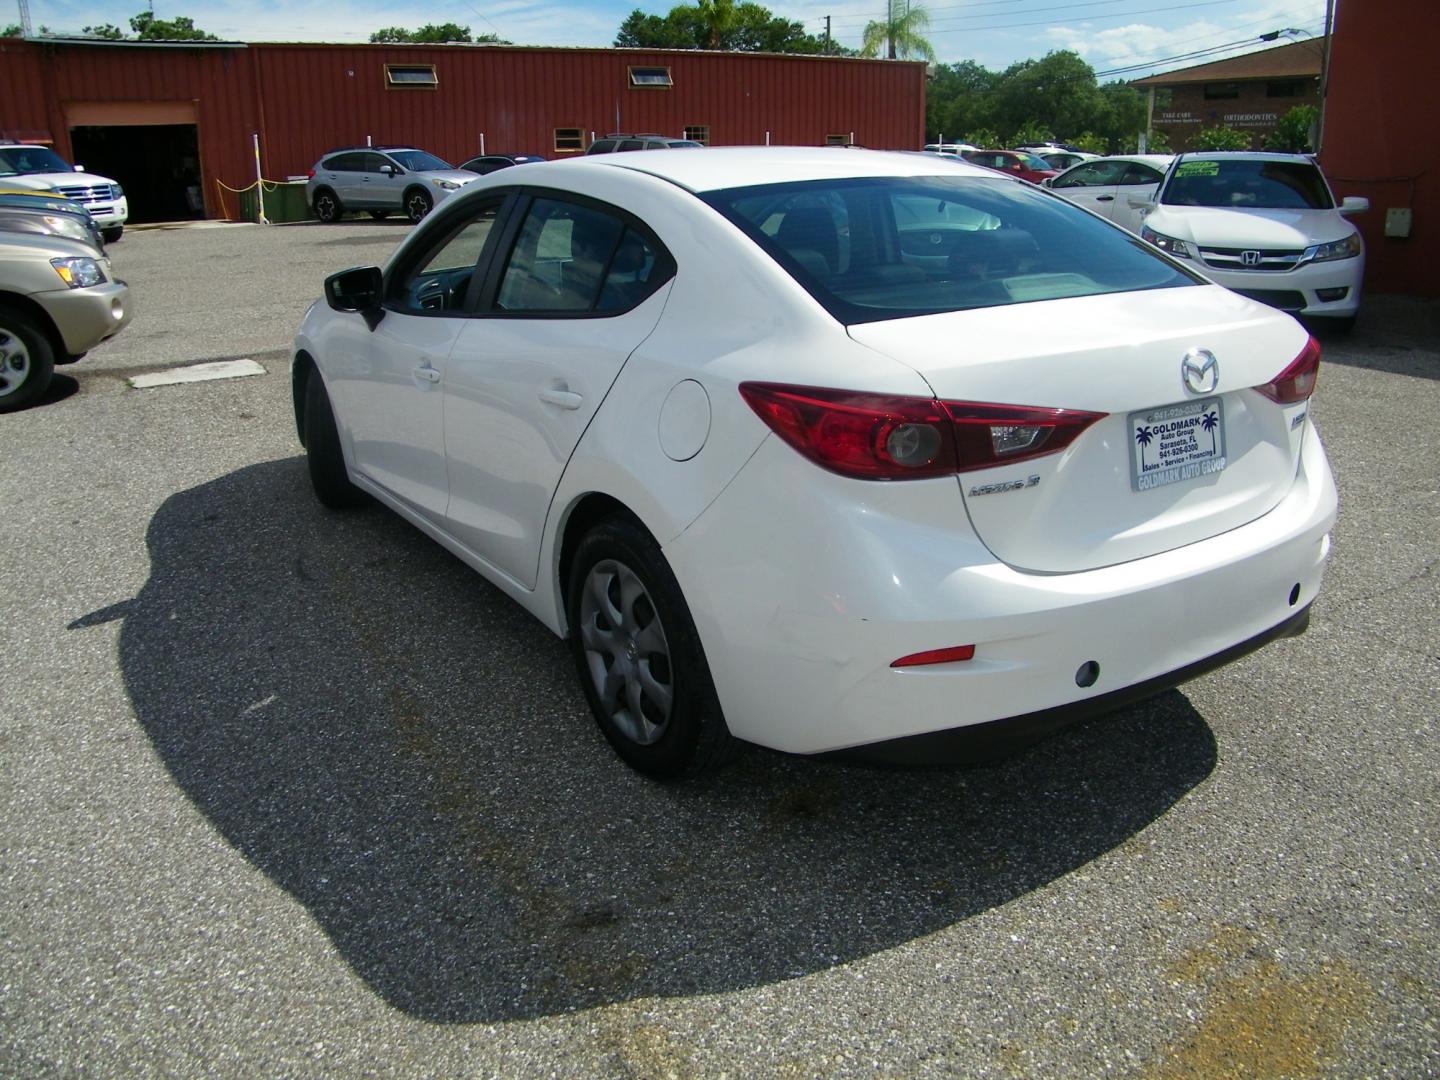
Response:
[387, 150, 452, 172]
[1054, 160, 1126, 188]
[494, 197, 669, 315]
[704, 175, 1198, 324]
[390, 203, 503, 314]
[1160, 159, 1334, 209]
[0, 146, 71, 176]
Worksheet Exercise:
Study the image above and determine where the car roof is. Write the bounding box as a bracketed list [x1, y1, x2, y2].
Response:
[1174, 151, 1313, 162]
[1064, 154, 1174, 168]
[584, 146, 998, 192]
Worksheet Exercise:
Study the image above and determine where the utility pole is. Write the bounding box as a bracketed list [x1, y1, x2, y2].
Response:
[824, 15, 831, 53]
[17, 0, 33, 37]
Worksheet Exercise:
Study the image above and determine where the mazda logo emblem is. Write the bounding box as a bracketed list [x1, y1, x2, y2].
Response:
[1240, 250, 1262, 267]
[1182, 349, 1219, 395]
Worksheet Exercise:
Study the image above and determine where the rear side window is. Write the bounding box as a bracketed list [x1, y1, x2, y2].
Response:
[704, 175, 1199, 324]
[1161, 159, 1333, 209]
[494, 197, 671, 315]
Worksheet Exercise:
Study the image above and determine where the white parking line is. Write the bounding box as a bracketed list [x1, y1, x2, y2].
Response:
[128, 359, 267, 389]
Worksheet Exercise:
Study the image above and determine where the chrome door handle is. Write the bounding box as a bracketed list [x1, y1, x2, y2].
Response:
[413, 365, 441, 384]
[538, 388, 583, 410]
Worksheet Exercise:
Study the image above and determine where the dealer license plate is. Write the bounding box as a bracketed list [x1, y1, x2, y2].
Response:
[1129, 398, 1226, 491]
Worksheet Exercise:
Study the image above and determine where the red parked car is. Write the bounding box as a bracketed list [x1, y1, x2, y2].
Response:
[961, 149, 1059, 184]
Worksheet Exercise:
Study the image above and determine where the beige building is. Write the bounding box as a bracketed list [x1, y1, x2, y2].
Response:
[1134, 38, 1325, 152]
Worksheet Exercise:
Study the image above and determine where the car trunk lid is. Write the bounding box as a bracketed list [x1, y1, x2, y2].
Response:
[847, 284, 1314, 573]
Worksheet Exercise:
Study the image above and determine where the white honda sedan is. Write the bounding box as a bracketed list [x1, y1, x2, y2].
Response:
[293, 148, 1337, 779]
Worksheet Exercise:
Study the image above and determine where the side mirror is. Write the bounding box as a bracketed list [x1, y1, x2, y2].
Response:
[324, 265, 385, 330]
[74, 164, 86, 172]
[1127, 193, 1154, 210]
[1339, 195, 1370, 216]
[378, 164, 398, 176]
[1040, 177, 1053, 188]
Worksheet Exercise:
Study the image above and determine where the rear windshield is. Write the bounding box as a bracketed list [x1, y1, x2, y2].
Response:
[388, 150, 452, 172]
[1161, 158, 1333, 209]
[703, 175, 1198, 324]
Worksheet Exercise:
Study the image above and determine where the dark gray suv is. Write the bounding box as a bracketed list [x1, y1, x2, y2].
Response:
[305, 147, 479, 224]
[585, 134, 704, 155]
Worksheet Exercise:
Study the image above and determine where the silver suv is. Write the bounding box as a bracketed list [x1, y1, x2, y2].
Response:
[305, 147, 479, 224]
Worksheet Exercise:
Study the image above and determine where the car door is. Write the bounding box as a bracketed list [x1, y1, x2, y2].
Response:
[319, 152, 363, 204]
[1112, 161, 1167, 233]
[441, 192, 675, 588]
[333, 196, 509, 522]
[1049, 159, 1128, 218]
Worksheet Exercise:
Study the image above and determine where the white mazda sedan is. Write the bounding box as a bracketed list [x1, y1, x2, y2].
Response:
[292, 148, 1337, 779]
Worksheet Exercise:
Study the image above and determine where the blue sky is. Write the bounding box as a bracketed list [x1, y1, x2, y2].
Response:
[20, 0, 1328, 76]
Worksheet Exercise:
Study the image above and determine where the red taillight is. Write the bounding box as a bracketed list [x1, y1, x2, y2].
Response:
[1256, 336, 1321, 404]
[891, 644, 976, 667]
[740, 382, 1106, 480]
[307, 168, 316, 179]
[738, 383, 956, 480]
[943, 400, 1105, 472]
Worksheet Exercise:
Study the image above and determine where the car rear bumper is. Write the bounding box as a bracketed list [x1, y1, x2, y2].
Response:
[665, 423, 1337, 756]
[826, 603, 1312, 764]
[33, 280, 132, 356]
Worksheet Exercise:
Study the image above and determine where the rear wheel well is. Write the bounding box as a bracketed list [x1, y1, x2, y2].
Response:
[292, 351, 317, 446]
[558, 494, 648, 629]
[0, 292, 68, 362]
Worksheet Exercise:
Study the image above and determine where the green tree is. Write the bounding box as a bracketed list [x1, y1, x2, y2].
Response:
[1264, 105, 1318, 153]
[81, 23, 126, 38]
[1095, 80, 1146, 152]
[129, 11, 218, 40]
[1071, 131, 1109, 154]
[1009, 121, 1054, 146]
[614, 2, 839, 52]
[987, 51, 1102, 143]
[926, 60, 997, 142]
[370, 24, 507, 43]
[860, 2, 934, 62]
[963, 127, 1002, 148]
[2, 22, 23, 36]
[1191, 125, 1250, 151]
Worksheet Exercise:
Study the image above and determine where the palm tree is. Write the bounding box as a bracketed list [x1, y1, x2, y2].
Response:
[1135, 425, 1154, 468]
[1200, 410, 1219, 454]
[860, 0, 934, 61]
[696, 0, 737, 49]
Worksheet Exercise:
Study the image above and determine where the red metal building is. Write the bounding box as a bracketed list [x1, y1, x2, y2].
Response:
[1319, 0, 1439, 298]
[0, 37, 927, 223]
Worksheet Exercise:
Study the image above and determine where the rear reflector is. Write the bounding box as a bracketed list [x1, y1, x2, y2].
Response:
[1256, 335, 1321, 404]
[891, 644, 976, 667]
[739, 382, 1106, 480]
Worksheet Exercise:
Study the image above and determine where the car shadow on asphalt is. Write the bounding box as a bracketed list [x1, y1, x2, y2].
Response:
[92, 458, 1218, 1023]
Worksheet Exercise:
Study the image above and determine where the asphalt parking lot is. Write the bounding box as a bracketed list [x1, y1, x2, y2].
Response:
[2, 220, 1437, 1078]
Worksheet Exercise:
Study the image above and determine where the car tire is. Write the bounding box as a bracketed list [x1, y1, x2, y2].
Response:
[0, 309, 56, 414]
[404, 187, 433, 224]
[303, 370, 364, 509]
[101, 225, 123, 243]
[568, 516, 736, 779]
[312, 188, 343, 224]
[368, 209, 391, 221]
